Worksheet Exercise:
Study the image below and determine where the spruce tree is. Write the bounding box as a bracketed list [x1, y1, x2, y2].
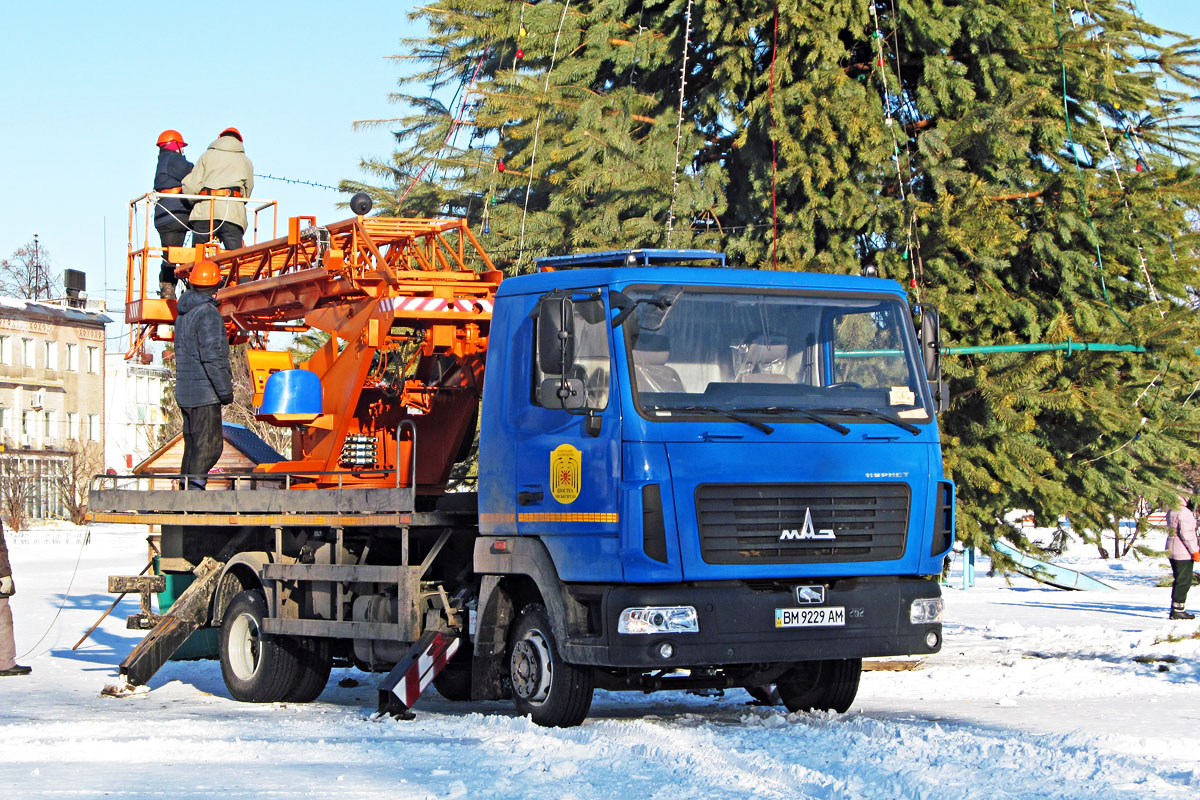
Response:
[349, 0, 1200, 554]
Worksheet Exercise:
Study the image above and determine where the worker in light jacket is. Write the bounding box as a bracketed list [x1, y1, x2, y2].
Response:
[174, 260, 233, 490]
[153, 129, 194, 301]
[1165, 496, 1200, 620]
[0, 522, 31, 676]
[181, 127, 254, 251]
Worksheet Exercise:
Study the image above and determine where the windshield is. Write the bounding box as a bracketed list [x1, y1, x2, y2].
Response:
[621, 285, 931, 422]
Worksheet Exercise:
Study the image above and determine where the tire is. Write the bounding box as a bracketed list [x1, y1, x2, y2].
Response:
[285, 637, 332, 703]
[433, 640, 473, 702]
[219, 590, 302, 703]
[776, 658, 862, 713]
[745, 684, 782, 706]
[508, 603, 593, 727]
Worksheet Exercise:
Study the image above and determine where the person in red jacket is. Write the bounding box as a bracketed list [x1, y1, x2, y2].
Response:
[0, 522, 31, 676]
[1164, 496, 1200, 620]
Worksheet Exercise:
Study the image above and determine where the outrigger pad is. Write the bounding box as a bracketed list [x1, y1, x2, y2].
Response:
[376, 629, 461, 719]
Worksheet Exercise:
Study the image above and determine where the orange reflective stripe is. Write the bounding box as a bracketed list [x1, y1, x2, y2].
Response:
[199, 188, 244, 198]
[159, 186, 183, 194]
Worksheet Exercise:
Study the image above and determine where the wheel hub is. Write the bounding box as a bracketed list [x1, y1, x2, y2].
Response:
[228, 612, 262, 681]
[511, 627, 553, 704]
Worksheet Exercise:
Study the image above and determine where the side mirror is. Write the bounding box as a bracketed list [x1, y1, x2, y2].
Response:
[917, 305, 949, 412]
[919, 306, 941, 383]
[539, 378, 586, 410]
[536, 295, 576, 376]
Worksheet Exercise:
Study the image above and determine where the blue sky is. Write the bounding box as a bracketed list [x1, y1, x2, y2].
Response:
[0, 0, 1196, 350]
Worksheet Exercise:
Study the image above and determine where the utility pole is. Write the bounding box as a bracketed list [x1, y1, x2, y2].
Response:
[32, 233, 46, 299]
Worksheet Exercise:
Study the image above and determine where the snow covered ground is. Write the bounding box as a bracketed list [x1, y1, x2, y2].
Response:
[2, 524, 1199, 799]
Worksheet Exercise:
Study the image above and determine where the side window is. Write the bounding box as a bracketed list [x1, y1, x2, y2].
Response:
[532, 297, 611, 410]
[828, 308, 911, 389]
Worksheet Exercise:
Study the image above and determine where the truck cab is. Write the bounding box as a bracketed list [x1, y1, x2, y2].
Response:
[474, 249, 954, 725]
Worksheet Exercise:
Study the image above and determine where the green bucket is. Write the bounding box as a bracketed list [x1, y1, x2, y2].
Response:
[153, 556, 219, 660]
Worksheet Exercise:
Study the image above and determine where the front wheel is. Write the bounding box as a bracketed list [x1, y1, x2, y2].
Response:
[776, 658, 862, 713]
[219, 590, 302, 703]
[508, 603, 593, 727]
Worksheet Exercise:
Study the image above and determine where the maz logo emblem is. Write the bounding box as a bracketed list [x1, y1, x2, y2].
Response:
[779, 508, 836, 541]
[793, 585, 825, 604]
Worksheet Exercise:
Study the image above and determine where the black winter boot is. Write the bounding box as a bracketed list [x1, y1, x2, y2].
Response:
[1170, 602, 1195, 620]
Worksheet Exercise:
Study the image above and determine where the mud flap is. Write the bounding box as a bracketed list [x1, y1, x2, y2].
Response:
[376, 629, 461, 718]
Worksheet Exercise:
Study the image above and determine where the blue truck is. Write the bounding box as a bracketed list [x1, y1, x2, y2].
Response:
[94, 242, 953, 728]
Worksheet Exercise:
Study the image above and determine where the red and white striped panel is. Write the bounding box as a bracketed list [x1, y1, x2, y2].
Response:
[382, 296, 493, 314]
[390, 632, 461, 710]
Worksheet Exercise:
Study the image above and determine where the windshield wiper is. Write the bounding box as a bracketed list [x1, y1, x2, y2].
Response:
[806, 407, 922, 436]
[732, 406, 850, 436]
[649, 405, 774, 434]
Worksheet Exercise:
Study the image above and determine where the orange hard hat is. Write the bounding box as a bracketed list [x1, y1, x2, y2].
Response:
[157, 129, 187, 147]
[190, 260, 222, 288]
[219, 127, 243, 141]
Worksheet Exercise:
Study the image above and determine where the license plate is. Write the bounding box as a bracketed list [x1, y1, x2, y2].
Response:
[775, 606, 846, 628]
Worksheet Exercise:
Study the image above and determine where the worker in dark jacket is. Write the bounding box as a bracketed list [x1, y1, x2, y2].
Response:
[181, 127, 254, 251]
[153, 130, 194, 301]
[0, 522, 31, 676]
[174, 260, 233, 490]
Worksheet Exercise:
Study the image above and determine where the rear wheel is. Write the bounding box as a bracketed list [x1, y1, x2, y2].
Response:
[219, 590, 302, 703]
[776, 658, 862, 713]
[745, 684, 782, 706]
[508, 603, 593, 727]
[285, 637, 332, 703]
[433, 640, 473, 702]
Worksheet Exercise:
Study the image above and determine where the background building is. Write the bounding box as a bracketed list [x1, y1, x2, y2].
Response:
[105, 354, 170, 472]
[0, 296, 110, 518]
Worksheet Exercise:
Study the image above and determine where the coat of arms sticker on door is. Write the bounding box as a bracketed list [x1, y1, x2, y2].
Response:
[550, 443, 582, 504]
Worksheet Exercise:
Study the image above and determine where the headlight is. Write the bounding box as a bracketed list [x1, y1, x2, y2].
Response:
[617, 606, 699, 634]
[910, 597, 943, 624]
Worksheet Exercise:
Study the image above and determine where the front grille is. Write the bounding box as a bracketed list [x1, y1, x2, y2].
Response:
[695, 482, 910, 564]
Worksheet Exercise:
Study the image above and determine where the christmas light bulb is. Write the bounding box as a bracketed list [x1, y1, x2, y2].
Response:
[497, 160, 506, 172]
[516, 49, 524, 59]
[519, 26, 527, 37]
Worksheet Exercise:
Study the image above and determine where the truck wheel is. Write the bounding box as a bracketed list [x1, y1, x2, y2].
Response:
[219, 590, 301, 703]
[284, 637, 332, 703]
[745, 684, 782, 705]
[508, 603, 593, 727]
[433, 641, 473, 702]
[776, 658, 862, 713]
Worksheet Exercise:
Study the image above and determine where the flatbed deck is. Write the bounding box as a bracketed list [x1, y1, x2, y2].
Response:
[86, 474, 469, 529]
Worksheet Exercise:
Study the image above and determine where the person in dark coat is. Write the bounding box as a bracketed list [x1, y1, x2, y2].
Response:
[0, 522, 31, 676]
[153, 129, 194, 301]
[174, 260, 233, 490]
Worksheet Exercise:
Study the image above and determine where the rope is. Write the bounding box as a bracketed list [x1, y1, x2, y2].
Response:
[769, 3, 779, 270]
[665, 0, 694, 245]
[518, 0, 573, 264]
[15, 528, 90, 660]
[1050, 0, 1130, 330]
[1070, 1, 1162, 311]
[398, 50, 488, 206]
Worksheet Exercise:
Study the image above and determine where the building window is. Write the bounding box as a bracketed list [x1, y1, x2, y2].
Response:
[87, 414, 98, 441]
[87, 346, 99, 374]
[66, 343, 78, 371]
[43, 341, 57, 371]
[0, 407, 6, 434]
[0, 336, 9, 364]
[21, 410, 29, 436]
[21, 338, 33, 367]
[43, 410, 52, 440]
[65, 411, 74, 440]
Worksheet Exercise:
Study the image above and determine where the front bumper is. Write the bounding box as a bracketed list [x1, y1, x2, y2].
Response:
[563, 576, 941, 668]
